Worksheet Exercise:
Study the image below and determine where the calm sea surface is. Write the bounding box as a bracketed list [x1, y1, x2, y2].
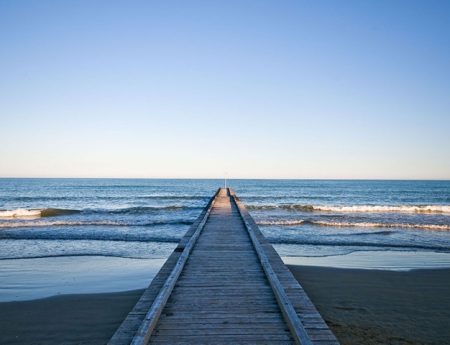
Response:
[1, 179, 449, 260]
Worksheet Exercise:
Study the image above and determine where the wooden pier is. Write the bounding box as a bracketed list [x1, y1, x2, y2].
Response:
[109, 188, 339, 345]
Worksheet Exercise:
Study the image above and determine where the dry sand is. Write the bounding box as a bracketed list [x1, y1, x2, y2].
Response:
[1, 267, 449, 344]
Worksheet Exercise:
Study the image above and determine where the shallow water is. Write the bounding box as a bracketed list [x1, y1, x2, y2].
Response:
[283, 250, 450, 271]
[0, 256, 164, 301]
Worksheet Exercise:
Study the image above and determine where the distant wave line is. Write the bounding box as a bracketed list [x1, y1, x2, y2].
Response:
[0, 232, 447, 253]
[1, 234, 446, 252]
[0, 219, 193, 228]
[137, 195, 209, 200]
[0, 233, 182, 242]
[0, 195, 209, 202]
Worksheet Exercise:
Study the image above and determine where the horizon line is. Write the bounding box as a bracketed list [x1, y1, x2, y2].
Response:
[0, 177, 449, 181]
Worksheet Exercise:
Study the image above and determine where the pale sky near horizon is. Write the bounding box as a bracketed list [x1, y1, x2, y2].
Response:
[1, 1, 449, 179]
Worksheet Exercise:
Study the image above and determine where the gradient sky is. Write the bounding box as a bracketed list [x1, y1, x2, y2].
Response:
[1, 0, 449, 179]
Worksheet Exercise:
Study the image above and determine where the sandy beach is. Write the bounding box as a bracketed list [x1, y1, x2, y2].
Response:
[289, 266, 450, 345]
[0, 289, 144, 345]
[1, 266, 449, 344]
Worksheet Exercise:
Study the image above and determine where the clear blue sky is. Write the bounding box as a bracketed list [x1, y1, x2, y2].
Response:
[1, 0, 449, 179]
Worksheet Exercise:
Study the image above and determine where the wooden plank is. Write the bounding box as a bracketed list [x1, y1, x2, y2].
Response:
[152, 326, 289, 337]
[231, 192, 314, 345]
[129, 189, 220, 345]
[108, 190, 219, 345]
[110, 187, 339, 345]
[149, 334, 294, 342]
[148, 189, 294, 343]
[230, 189, 339, 345]
[155, 324, 289, 331]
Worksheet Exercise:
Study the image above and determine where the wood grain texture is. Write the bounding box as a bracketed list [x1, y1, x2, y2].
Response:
[109, 188, 339, 345]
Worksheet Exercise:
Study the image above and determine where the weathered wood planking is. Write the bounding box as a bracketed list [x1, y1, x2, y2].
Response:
[108, 189, 220, 345]
[109, 188, 339, 345]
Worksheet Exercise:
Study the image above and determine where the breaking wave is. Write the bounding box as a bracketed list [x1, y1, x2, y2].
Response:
[257, 219, 450, 230]
[0, 208, 80, 218]
[0, 205, 201, 219]
[248, 204, 450, 214]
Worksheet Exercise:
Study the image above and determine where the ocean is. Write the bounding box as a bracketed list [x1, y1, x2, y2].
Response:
[1, 178, 449, 260]
[1, 178, 450, 300]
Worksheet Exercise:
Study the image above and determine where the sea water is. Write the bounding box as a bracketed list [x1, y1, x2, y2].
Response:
[1, 179, 449, 300]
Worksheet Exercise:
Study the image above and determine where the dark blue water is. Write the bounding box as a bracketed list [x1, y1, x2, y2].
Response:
[0, 179, 449, 260]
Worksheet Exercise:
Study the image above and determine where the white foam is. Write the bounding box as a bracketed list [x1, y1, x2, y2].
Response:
[249, 204, 450, 214]
[312, 220, 450, 230]
[257, 219, 450, 230]
[258, 219, 305, 226]
[0, 209, 42, 218]
[311, 205, 450, 214]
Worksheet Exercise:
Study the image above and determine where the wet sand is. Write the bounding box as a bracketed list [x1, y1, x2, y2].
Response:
[0, 289, 143, 345]
[288, 266, 450, 345]
[1, 267, 449, 344]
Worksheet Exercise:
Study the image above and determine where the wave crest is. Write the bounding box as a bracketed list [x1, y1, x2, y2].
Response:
[257, 219, 450, 230]
[0, 219, 192, 228]
[0, 208, 80, 218]
[248, 204, 450, 214]
[258, 219, 306, 226]
[0, 205, 201, 219]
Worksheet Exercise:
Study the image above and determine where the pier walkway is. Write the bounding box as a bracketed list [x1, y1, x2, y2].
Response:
[109, 188, 339, 345]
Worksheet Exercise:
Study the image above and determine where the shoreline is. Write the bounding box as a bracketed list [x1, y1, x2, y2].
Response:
[282, 250, 450, 271]
[2, 250, 450, 302]
[0, 256, 165, 302]
[1, 266, 449, 344]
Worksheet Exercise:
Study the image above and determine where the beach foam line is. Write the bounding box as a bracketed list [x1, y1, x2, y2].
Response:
[0, 195, 209, 202]
[257, 219, 450, 230]
[248, 204, 450, 214]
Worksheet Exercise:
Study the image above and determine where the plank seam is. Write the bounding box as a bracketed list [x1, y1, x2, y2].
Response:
[129, 189, 220, 345]
[230, 189, 314, 345]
